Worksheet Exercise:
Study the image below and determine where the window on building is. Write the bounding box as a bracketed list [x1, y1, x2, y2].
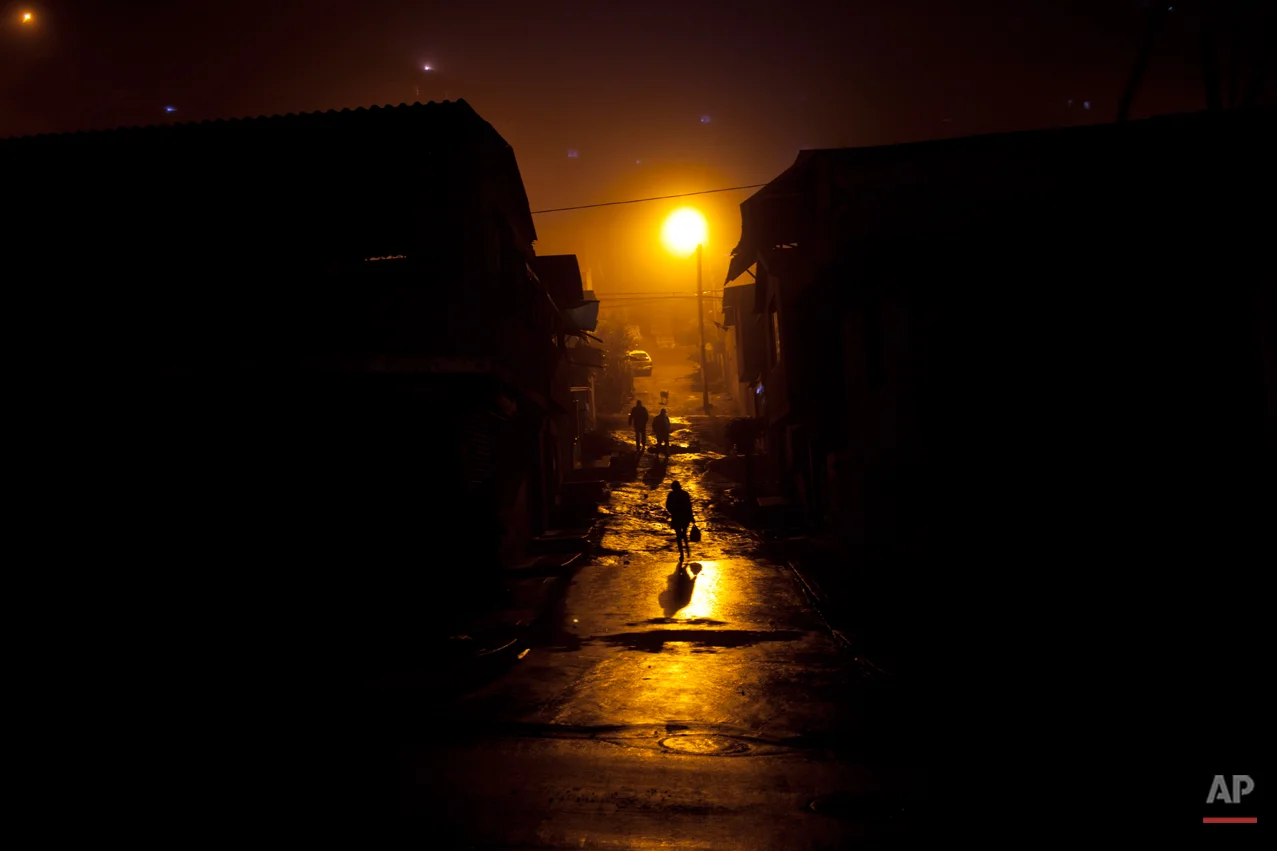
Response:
[769, 298, 781, 368]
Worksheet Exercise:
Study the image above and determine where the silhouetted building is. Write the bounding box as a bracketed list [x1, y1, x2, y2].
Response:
[3, 100, 596, 670]
[720, 282, 764, 418]
[532, 254, 602, 474]
[725, 105, 1277, 613]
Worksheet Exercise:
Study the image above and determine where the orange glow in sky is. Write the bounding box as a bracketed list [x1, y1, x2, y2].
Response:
[22, 12, 33, 23]
[529, 164, 740, 294]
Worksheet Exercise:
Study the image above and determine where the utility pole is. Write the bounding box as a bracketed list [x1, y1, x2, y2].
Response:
[697, 243, 710, 415]
[1117, 3, 1170, 122]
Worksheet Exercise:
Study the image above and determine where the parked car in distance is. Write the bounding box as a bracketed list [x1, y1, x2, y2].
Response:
[626, 349, 653, 376]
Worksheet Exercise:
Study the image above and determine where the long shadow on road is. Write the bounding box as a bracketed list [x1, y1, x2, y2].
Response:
[593, 629, 809, 653]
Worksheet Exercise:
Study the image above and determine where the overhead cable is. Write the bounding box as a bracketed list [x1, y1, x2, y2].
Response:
[531, 184, 767, 214]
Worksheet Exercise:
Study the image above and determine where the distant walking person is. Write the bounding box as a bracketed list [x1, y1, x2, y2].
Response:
[652, 408, 672, 459]
[665, 481, 694, 557]
[629, 399, 649, 451]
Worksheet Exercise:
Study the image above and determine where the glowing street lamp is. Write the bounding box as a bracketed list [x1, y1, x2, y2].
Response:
[21, 11, 34, 24]
[661, 207, 712, 414]
[661, 207, 706, 257]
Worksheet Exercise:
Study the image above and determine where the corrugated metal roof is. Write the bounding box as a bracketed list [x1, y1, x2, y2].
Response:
[725, 105, 1277, 285]
[725, 150, 815, 283]
[784, 103, 1275, 169]
[0, 99, 484, 144]
[2, 98, 539, 267]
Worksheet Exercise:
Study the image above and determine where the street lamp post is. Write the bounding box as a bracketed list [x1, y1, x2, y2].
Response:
[660, 207, 711, 415]
[696, 243, 710, 415]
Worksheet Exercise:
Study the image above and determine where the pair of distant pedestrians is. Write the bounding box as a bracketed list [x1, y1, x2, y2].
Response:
[629, 400, 671, 456]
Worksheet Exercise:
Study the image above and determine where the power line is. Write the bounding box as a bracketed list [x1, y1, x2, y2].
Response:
[597, 296, 699, 302]
[530, 184, 767, 215]
[596, 292, 724, 298]
[594, 290, 728, 295]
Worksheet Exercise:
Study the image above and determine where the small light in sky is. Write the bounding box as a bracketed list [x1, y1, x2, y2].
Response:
[1083, 101, 1091, 109]
[422, 65, 432, 71]
[700, 115, 711, 124]
[636, 159, 642, 165]
[165, 106, 177, 113]
[21, 11, 33, 23]
[568, 149, 579, 158]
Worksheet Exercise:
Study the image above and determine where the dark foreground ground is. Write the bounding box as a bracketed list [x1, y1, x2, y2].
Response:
[81, 347, 1268, 844]
[262, 360, 928, 848]
[332, 427, 925, 848]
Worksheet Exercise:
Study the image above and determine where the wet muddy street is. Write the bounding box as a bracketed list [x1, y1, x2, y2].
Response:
[367, 385, 928, 847]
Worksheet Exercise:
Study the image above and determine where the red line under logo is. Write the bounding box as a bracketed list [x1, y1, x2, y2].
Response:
[1203, 817, 1258, 823]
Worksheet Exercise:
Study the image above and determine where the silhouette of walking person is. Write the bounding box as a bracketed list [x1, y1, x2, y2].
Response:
[628, 399, 649, 452]
[652, 408, 671, 460]
[665, 480, 694, 559]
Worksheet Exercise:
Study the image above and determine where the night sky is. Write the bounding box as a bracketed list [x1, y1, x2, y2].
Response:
[3, 1, 1269, 287]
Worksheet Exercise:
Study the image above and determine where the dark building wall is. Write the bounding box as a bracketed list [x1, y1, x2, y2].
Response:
[121, 240, 561, 572]
[557, 348, 596, 469]
[778, 300, 823, 513]
[5, 105, 592, 701]
[822, 222, 1274, 622]
[723, 283, 760, 384]
[828, 281, 935, 579]
[756, 267, 789, 427]
[4, 103, 535, 375]
[752, 266, 790, 485]
[15, 111, 562, 545]
[728, 108, 1277, 643]
[1257, 285, 1277, 456]
[127, 372, 504, 672]
[756, 251, 854, 512]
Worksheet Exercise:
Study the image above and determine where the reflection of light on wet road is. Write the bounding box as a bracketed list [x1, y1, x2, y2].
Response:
[531, 552, 834, 730]
[549, 650, 777, 728]
[391, 351, 922, 847]
[451, 389, 862, 739]
[679, 561, 720, 620]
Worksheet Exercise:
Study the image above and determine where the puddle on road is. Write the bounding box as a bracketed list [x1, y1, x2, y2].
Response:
[600, 729, 795, 758]
[568, 419, 824, 650]
[471, 720, 800, 758]
[658, 734, 754, 756]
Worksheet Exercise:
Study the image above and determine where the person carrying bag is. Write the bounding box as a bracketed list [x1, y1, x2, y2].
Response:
[665, 481, 694, 557]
